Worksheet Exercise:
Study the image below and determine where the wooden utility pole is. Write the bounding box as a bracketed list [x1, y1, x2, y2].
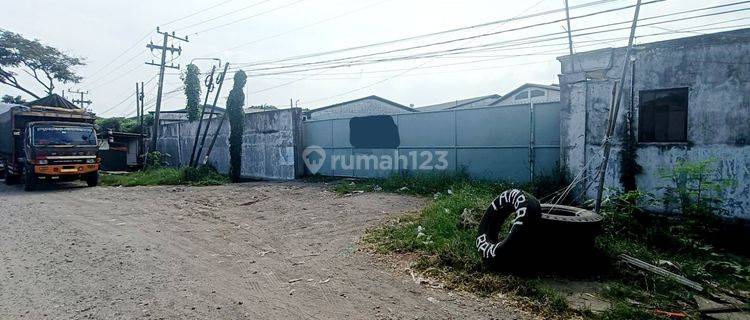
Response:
[68, 89, 92, 110]
[146, 27, 188, 152]
[594, 0, 642, 213]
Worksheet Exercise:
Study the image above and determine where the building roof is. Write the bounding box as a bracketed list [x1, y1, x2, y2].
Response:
[417, 94, 501, 112]
[308, 95, 417, 114]
[490, 83, 559, 106]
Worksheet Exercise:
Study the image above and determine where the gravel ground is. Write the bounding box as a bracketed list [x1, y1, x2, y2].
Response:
[0, 180, 527, 319]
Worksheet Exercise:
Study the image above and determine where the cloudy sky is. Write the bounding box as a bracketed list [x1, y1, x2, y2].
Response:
[2, 0, 748, 117]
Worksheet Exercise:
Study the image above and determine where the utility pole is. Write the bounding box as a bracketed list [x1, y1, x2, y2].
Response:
[135, 83, 141, 160]
[194, 62, 229, 166]
[563, 0, 575, 71]
[594, 0, 642, 213]
[146, 26, 189, 152]
[68, 89, 92, 110]
[189, 65, 217, 167]
[139, 81, 145, 157]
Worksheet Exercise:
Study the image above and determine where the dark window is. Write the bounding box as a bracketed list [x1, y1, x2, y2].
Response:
[530, 89, 546, 98]
[638, 88, 688, 142]
[514, 91, 529, 100]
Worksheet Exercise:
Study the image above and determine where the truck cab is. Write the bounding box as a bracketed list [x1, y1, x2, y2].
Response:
[1, 99, 100, 191]
[19, 122, 100, 189]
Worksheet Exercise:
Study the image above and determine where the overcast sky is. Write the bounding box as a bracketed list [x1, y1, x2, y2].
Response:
[2, 0, 747, 117]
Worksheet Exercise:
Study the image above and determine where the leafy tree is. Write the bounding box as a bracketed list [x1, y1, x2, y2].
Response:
[0, 29, 84, 98]
[658, 158, 733, 220]
[182, 64, 201, 121]
[226, 71, 247, 182]
[1, 94, 25, 104]
[96, 117, 123, 132]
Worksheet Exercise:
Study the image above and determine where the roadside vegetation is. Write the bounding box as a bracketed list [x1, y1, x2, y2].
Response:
[101, 152, 229, 187]
[329, 160, 750, 319]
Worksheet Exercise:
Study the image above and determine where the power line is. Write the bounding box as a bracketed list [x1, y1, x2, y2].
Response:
[99, 75, 158, 115]
[232, 0, 665, 73]
[299, 20, 750, 107]
[227, 0, 394, 50]
[161, 0, 238, 27]
[191, 0, 308, 35]
[174, 0, 272, 32]
[229, 0, 630, 68]
[232, 4, 750, 77]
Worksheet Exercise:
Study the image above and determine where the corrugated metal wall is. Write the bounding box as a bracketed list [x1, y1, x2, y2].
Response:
[303, 103, 561, 182]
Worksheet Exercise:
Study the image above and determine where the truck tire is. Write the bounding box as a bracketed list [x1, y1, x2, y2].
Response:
[539, 204, 602, 238]
[85, 172, 99, 187]
[476, 189, 542, 269]
[23, 167, 36, 191]
[5, 166, 21, 185]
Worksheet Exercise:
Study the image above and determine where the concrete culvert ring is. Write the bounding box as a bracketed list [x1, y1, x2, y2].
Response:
[476, 189, 542, 268]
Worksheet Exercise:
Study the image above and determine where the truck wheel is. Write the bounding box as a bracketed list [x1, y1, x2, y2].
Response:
[23, 167, 37, 191]
[85, 172, 99, 187]
[476, 189, 542, 269]
[5, 170, 20, 185]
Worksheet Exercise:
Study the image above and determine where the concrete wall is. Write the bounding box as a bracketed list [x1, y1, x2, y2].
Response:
[156, 108, 303, 180]
[558, 29, 750, 219]
[306, 97, 414, 120]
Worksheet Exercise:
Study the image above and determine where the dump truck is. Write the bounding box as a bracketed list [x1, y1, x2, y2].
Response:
[0, 97, 99, 191]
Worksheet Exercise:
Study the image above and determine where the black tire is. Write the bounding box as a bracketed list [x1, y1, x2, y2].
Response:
[23, 167, 36, 191]
[85, 171, 99, 187]
[539, 204, 602, 238]
[476, 189, 542, 269]
[5, 169, 20, 185]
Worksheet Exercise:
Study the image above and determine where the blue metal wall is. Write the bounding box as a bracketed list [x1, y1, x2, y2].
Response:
[303, 103, 560, 182]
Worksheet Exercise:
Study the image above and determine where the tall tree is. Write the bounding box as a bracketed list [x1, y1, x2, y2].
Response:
[182, 63, 201, 121]
[0, 29, 84, 98]
[226, 71, 247, 182]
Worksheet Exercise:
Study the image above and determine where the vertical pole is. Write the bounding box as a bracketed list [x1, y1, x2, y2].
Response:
[563, 0, 574, 58]
[529, 99, 535, 182]
[150, 32, 169, 152]
[135, 83, 141, 162]
[189, 65, 217, 167]
[194, 62, 229, 166]
[594, 0, 642, 213]
[139, 82, 145, 156]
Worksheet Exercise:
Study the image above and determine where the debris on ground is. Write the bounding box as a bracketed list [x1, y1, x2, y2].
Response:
[619, 254, 703, 291]
[458, 208, 481, 230]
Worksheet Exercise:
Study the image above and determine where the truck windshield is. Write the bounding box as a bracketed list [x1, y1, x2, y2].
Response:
[33, 126, 96, 146]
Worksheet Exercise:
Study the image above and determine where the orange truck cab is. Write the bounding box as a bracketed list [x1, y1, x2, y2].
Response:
[0, 103, 99, 191]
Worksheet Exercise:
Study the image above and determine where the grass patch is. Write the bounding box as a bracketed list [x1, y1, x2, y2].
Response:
[344, 173, 750, 320]
[101, 165, 229, 187]
[348, 172, 577, 318]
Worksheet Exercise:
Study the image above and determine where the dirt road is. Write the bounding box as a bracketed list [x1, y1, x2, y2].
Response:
[0, 181, 525, 319]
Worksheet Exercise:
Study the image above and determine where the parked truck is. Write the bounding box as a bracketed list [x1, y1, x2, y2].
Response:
[0, 102, 99, 191]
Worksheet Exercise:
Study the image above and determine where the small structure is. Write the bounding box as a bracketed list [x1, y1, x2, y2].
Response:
[557, 28, 750, 219]
[99, 132, 142, 171]
[490, 83, 560, 106]
[417, 94, 501, 112]
[152, 105, 225, 125]
[304, 95, 416, 120]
